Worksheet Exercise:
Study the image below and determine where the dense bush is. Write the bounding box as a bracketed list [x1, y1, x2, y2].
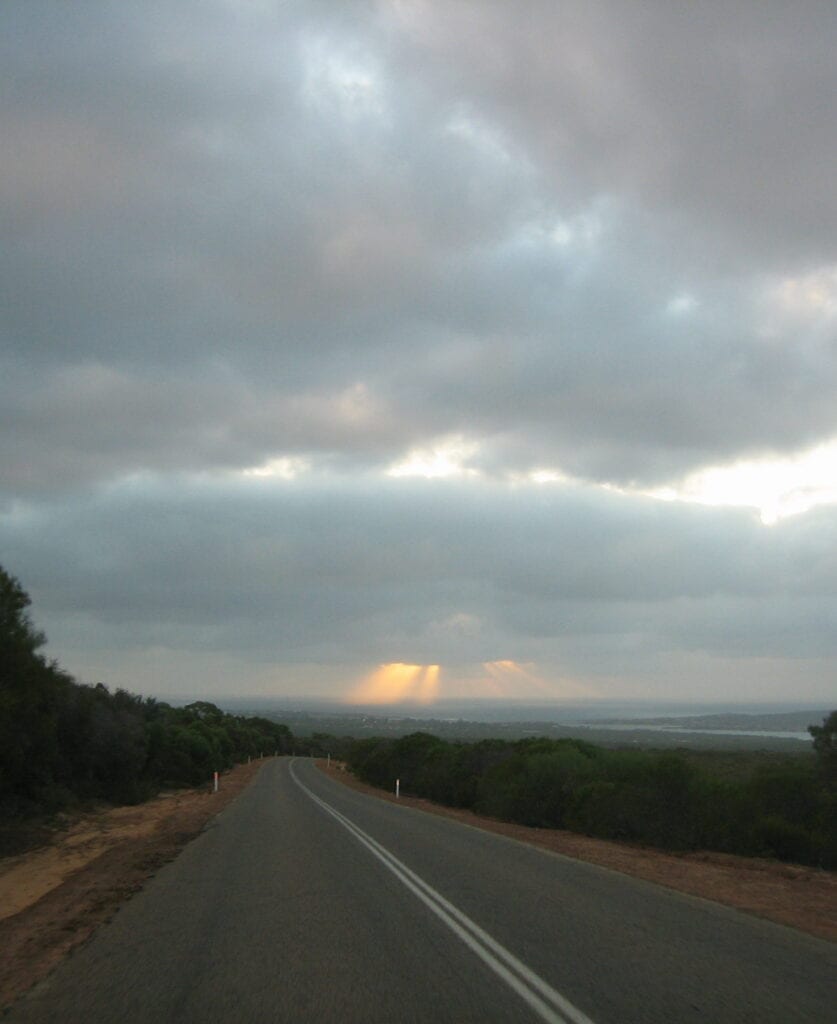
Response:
[347, 722, 836, 869]
[0, 566, 294, 816]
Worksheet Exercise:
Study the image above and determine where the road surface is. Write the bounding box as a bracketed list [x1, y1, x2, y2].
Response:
[8, 757, 835, 1022]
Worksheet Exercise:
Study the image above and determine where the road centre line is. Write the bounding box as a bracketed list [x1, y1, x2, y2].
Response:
[289, 761, 596, 1024]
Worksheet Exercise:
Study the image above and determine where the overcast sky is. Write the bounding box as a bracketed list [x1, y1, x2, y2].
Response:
[2, 1, 836, 706]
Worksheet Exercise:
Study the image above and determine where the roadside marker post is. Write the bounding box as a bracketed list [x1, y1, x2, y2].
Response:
[213, 771, 219, 793]
[396, 778, 400, 798]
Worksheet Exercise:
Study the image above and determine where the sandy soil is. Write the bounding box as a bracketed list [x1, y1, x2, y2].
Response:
[0, 761, 263, 1013]
[1, 758, 833, 1013]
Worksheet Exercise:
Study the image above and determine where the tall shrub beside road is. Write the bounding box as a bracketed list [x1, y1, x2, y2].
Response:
[348, 721, 836, 869]
[0, 564, 294, 817]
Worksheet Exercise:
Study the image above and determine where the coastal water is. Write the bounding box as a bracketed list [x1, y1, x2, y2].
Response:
[575, 723, 813, 741]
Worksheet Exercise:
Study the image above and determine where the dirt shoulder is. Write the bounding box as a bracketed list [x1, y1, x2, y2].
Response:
[0, 760, 264, 1013]
[1, 758, 833, 1014]
[319, 762, 837, 944]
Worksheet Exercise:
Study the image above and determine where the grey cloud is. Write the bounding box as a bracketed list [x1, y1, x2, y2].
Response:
[4, 477, 835, 670]
[3, 1, 836, 497]
[2, 2, 836, 703]
[392, 1, 837, 269]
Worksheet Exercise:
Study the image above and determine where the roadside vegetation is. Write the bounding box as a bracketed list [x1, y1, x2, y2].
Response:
[3, 563, 834, 869]
[0, 565, 299, 823]
[348, 718, 837, 869]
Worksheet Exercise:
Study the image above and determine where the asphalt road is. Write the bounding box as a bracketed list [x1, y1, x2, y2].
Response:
[8, 757, 835, 1023]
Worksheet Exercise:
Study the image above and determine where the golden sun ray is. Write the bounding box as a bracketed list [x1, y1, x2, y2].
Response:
[481, 660, 596, 700]
[415, 664, 440, 704]
[346, 663, 442, 705]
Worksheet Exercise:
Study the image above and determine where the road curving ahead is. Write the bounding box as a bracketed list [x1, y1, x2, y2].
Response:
[7, 757, 835, 1023]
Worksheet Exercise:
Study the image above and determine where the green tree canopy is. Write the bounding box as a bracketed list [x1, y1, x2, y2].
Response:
[809, 710, 837, 785]
[0, 566, 45, 666]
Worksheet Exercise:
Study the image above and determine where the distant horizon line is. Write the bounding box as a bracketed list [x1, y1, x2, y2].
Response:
[162, 694, 832, 711]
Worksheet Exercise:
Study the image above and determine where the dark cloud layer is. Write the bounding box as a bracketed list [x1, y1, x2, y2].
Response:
[2, 2, 835, 700]
[3, 475, 836, 699]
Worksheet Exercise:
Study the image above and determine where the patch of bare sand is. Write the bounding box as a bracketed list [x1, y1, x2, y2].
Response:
[319, 762, 837, 944]
[0, 791, 200, 921]
[0, 760, 264, 1012]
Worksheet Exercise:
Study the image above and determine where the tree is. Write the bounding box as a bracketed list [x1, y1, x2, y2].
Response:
[0, 564, 303, 814]
[183, 700, 224, 722]
[809, 710, 837, 786]
[0, 566, 46, 670]
[0, 566, 66, 810]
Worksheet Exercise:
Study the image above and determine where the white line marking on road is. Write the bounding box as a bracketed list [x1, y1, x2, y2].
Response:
[289, 760, 596, 1024]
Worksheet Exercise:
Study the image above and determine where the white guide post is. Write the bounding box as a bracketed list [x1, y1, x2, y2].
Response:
[213, 771, 219, 793]
[396, 778, 400, 798]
